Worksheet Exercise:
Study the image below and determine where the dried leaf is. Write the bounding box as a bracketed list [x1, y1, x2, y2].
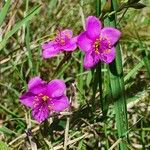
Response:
[130, 3, 146, 9]
[102, 0, 111, 14]
[128, 0, 141, 4]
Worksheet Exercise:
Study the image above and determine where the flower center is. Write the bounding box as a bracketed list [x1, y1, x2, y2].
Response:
[55, 31, 71, 46]
[60, 38, 66, 46]
[33, 93, 52, 108]
[93, 39, 100, 54]
[105, 49, 111, 54]
[42, 95, 49, 101]
[37, 93, 50, 102]
[93, 36, 112, 55]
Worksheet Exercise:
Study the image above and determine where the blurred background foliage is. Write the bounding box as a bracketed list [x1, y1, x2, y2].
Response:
[0, 0, 150, 149]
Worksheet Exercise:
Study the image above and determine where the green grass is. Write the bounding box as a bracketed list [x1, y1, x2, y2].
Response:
[107, 1, 128, 149]
[0, 0, 150, 149]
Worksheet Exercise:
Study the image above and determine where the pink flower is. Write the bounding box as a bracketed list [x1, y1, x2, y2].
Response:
[20, 77, 69, 123]
[42, 29, 77, 58]
[77, 16, 121, 69]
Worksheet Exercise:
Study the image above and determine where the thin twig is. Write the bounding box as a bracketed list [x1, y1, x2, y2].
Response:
[53, 133, 93, 150]
[8, 112, 71, 146]
[8, 126, 39, 146]
[81, 118, 99, 137]
[64, 117, 70, 150]
[109, 138, 122, 150]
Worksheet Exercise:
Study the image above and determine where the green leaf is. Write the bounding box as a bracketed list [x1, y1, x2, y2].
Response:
[0, 141, 9, 150]
[86, 71, 92, 87]
[0, 126, 16, 135]
[107, 0, 128, 149]
[124, 60, 144, 82]
[0, 0, 11, 27]
[0, 5, 41, 51]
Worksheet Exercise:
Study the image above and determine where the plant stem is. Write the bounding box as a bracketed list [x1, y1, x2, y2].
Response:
[95, 0, 105, 113]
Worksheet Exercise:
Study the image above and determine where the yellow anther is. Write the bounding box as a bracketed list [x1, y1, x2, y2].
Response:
[93, 39, 100, 55]
[42, 95, 49, 101]
[95, 49, 100, 54]
[60, 39, 65, 45]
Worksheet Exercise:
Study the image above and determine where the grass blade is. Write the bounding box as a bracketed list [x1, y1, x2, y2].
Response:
[0, 141, 9, 150]
[0, 0, 11, 27]
[93, 0, 105, 113]
[124, 60, 144, 83]
[0, 5, 41, 51]
[133, 23, 150, 77]
[106, 1, 128, 149]
[24, 0, 33, 76]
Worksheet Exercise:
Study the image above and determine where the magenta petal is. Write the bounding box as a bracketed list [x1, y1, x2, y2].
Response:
[42, 42, 60, 58]
[42, 41, 54, 49]
[20, 92, 35, 108]
[47, 79, 66, 98]
[77, 32, 92, 52]
[62, 37, 77, 51]
[83, 52, 97, 69]
[62, 43, 77, 51]
[32, 103, 49, 123]
[86, 16, 102, 40]
[28, 77, 47, 94]
[51, 96, 69, 112]
[101, 27, 121, 45]
[42, 47, 60, 58]
[28, 77, 44, 90]
[71, 36, 78, 43]
[61, 29, 73, 38]
[100, 47, 116, 64]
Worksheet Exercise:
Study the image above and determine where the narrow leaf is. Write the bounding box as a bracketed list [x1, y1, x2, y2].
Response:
[0, 141, 9, 150]
[0, 0, 11, 27]
[0, 5, 41, 51]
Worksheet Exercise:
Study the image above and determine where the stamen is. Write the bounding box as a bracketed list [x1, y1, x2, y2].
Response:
[42, 95, 49, 101]
[33, 101, 38, 108]
[65, 33, 71, 39]
[60, 39, 65, 45]
[37, 93, 50, 102]
[104, 49, 111, 54]
[95, 49, 99, 54]
[48, 105, 53, 110]
[93, 39, 100, 55]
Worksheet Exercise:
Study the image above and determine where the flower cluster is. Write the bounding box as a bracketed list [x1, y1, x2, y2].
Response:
[42, 16, 121, 69]
[20, 16, 121, 123]
[20, 77, 69, 123]
[77, 16, 121, 69]
[42, 29, 77, 58]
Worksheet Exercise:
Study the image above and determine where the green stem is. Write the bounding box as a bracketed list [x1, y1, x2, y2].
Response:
[25, 0, 33, 76]
[95, 0, 104, 113]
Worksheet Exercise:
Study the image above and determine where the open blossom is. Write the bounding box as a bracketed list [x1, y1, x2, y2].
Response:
[77, 16, 121, 69]
[42, 29, 77, 58]
[20, 77, 69, 123]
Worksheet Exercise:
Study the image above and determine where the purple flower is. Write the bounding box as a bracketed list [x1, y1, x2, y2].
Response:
[20, 77, 70, 123]
[77, 16, 121, 69]
[42, 29, 77, 58]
